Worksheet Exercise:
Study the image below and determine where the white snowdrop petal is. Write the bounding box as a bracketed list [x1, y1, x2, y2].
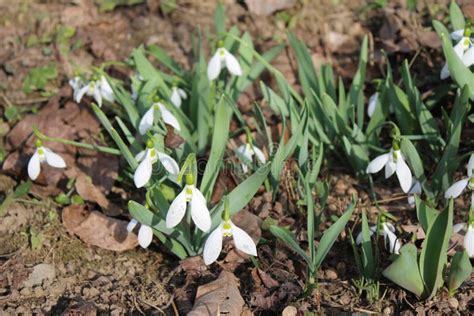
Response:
[241, 163, 249, 174]
[384, 222, 396, 233]
[367, 93, 378, 118]
[170, 88, 182, 108]
[253, 146, 266, 163]
[395, 156, 412, 193]
[28, 152, 41, 180]
[440, 63, 450, 79]
[75, 84, 90, 103]
[207, 52, 222, 81]
[44, 148, 66, 168]
[355, 229, 375, 245]
[138, 107, 155, 135]
[453, 222, 466, 234]
[230, 222, 257, 256]
[450, 29, 464, 40]
[224, 50, 242, 76]
[133, 157, 153, 188]
[409, 179, 422, 194]
[385, 160, 396, 179]
[100, 77, 114, 102]
[444, 178, 469, 199]
[93, 85, 102, 107]
[178, 88, 187, 99]
[203, 224, 224, 265]
[160, 107, 181, 131]
[135, 150, 146, 162]
[127, 219, 138, 232]
[157, 152, 180, 177]
[453, 40, 466, 57]
[366, 153, 390, 174]
[462, 47, 474, 67]
[138, 225, 154, 249]
[191, 188, 211, 232]
[237, 144, 253, 162]
[166, 189, 187, 228]
[383, 224, 401, 254]
[465, 225, 474, 257]
[467, 154, 474, 177]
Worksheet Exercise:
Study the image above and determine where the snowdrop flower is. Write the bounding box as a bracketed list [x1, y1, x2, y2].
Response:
[444, 154, 474, 199]
[203, 213, 257, 265]
[441, 28, 474, 79]
[407, 178, 422, 206]
[134, 141, 180, 188]
[127, 219, 154, 249]
[366, 143, 412, 193]
[166, 173, 211, 232]
[367, 92, 379, 118]
[71, 75, 114, 107]
[28, 139, 66, 180]
[236, 142, 266, 173]
[138, 101, 181, 135]
[356, 222, 401, 255]
[207, 41, 242, 81]
[453, 220, 474, 257]
[170, 86, 187, 108]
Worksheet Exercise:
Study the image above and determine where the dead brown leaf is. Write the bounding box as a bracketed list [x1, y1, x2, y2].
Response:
[188, 271, 244, 316]
[246, 0, 296, 16]
[62, 204, 137, 251]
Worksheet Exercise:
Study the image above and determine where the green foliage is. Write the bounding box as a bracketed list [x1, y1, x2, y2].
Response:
[22, 65, 57, 94]
[383, 200, 457, 299]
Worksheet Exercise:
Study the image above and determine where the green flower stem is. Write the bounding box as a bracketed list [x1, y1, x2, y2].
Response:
[32, 126, 121, 155]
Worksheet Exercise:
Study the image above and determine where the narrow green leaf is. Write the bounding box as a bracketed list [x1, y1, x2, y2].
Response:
[441, 33, 474, 99]
[419, 199, 453, 299]
[270, 225, 312, 268]
[214, 1, 226, 37]
[448, 250, 472, 293]
[449, 0, 465, 31]
[313, 201, 355, 269]
[432, 86, 470, 195]
[415, 196, 439, 233]
[400, 137, 425, 182]
[361, 209, 375, 279]
[200, 97, 232, 199]
[92, 104, 138, 169]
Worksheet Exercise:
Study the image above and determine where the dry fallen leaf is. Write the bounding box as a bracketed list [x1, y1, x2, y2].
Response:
[188, 271, 245, 316]
[62, 204, 138, 251]
[246, 0, 296, 16]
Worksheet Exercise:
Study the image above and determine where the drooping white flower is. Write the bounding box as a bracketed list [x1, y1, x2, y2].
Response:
[441, 29, 474, 79]
[367, 92, 379, 118]
[138, 102, 181, 135]
[207, 42, 242, 81]
[170, 86, 187, 108]
[407, 178, 422, 206]
[452, 221, 474, 257]
[133, 143, 180, 188]
[444, 154, 474, 199]
[203, 217, 257, 265]
[236, 143, 266, 173]
[70, 75, 114, 107]
[166, 174, 211, 232]
[127, 219, 154, 249]
[366, 148, 412, 193]
[356, 222, 401, 255]
[28, 140, 66, 180]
